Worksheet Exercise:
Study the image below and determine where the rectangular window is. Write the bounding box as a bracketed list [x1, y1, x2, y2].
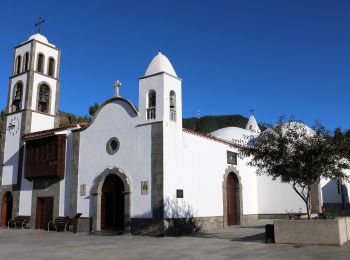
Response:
[227, 151, 237, 165]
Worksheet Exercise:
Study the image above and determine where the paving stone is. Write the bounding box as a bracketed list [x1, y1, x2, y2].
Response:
[0, 226, 349, 259]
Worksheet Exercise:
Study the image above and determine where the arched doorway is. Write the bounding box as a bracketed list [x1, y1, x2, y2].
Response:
[227, 173, 239, 225]
[1, 192, 13, 226]
[101, 174, 125, 230]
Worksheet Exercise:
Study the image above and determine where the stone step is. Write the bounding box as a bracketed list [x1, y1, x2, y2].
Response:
[89, 230, 124, 236]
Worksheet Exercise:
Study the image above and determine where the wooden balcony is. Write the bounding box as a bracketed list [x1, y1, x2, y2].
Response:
[24, 135, 66, 180]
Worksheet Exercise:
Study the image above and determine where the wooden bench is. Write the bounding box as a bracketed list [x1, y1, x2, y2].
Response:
[48, 217, 71, 232]
[8, 216, 31, 229]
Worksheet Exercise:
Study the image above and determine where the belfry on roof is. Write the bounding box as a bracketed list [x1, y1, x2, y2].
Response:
[144, 52, 177, 77]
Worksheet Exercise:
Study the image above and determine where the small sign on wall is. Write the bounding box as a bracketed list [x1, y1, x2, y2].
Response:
[141, 181, 149, 195]
[227, 151, 238, 165]
[80, 184, 86, 196]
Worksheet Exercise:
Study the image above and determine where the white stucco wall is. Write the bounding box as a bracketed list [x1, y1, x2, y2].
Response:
[63, 131, 74, 216]
[2, 113, 22, 185]
[163, 130, 259, 218]
[77, 100, 153, 218]
[18, 144, 33, 215]
[30, 112, 55, 132]
[321, 178, 342, 203]
[320, 173, 350, 205]
[256, 175, 306, 213]
[163, 128, 308, 218]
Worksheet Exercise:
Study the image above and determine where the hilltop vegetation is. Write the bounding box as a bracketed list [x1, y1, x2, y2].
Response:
[182, 114, 249, 134]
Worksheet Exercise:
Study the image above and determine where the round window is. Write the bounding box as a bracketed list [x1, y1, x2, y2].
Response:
[106, 137, 120, 155]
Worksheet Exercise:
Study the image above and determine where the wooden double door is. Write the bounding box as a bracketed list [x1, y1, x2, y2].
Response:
[227, 173, 238, 225]
[101, 175, 125, 230]
[35, 197, 54, 229]
[1, 192, 13, 226]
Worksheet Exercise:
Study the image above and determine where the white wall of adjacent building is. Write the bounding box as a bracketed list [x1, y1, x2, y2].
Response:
[321, 172, 350, 205]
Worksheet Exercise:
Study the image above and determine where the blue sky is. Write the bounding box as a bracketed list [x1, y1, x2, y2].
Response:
[1, 0, 349, 130]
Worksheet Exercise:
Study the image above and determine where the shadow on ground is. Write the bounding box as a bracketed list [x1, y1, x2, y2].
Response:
[188, 226, 266, 243]
[230, 232, 265, 242]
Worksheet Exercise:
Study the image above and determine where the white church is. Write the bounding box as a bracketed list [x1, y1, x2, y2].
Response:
[0, 33, 348, 235]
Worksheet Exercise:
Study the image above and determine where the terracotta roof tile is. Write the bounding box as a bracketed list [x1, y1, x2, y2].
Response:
[23, 122, 88, 141]
[182, 128, 242, 148]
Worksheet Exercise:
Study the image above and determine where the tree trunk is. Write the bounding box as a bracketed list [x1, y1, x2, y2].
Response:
[306, 187, 312, 220]
[292, 184, 312, 220]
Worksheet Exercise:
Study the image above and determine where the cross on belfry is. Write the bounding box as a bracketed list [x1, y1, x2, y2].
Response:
[249, 109, 255, 115]
[113, 80, 122, 97]
[35, 16, 45, 33]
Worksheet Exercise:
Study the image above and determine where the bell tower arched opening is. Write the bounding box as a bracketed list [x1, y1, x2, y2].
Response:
[169, 90, 176, 121]
[37, 84, 50, 113]
[146, 89, 156, 120]
[12, 82, 23, 112]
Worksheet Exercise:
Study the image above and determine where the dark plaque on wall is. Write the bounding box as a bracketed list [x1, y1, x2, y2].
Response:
[176, 189, 184, 198]
[227, 151, 237, 165]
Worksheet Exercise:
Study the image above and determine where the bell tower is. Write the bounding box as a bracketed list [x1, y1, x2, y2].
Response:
[1, 33, 61, 188]
[8, 33, 60, 132]
[138, 52, 183, 130]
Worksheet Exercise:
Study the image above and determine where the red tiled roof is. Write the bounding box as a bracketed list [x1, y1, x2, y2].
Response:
[23, 122, 88, 141]
[182, 128, 242, 148]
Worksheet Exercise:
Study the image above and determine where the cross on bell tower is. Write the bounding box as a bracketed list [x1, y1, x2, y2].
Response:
[35, 16, 45, 33]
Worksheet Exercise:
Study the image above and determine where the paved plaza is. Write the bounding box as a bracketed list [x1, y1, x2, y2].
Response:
[0, 226, 349, 259]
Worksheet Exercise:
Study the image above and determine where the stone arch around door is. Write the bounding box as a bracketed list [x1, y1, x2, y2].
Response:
[222, 165, 243, 226]
[1, 191, 13, 227]
[90, 167, 131, 232]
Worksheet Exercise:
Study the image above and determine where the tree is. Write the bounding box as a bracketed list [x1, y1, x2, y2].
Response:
[239, 118, 350, 220]
[88, 102, 100, 117]
[0, 108, 8, 142]
[58, 110, 89, 127]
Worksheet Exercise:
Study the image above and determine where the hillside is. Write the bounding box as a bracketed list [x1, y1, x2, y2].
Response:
[60, 112, 250, 134]
[57, 111, 90, 127]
